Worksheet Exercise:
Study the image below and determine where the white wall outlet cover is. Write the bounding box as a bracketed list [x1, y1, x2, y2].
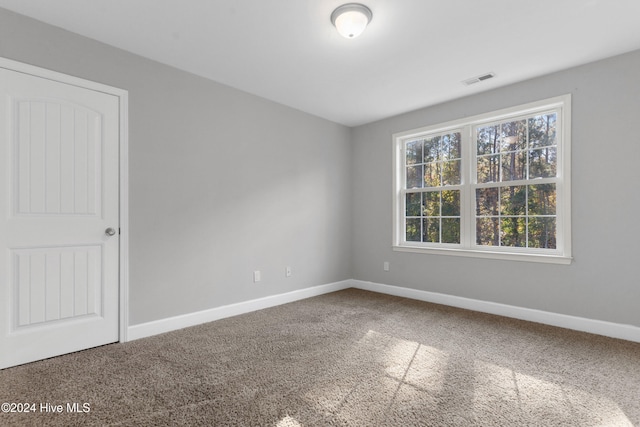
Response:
[253, 271, 261, 282]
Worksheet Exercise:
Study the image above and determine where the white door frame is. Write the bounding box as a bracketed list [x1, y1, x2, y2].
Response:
[0, 56, 129, 343]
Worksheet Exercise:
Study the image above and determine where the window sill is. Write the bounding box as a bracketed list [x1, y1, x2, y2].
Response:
[393, 245, 572, 265]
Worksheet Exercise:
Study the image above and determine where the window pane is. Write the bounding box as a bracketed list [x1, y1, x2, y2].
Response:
[424, 136, 440, 162]
[441, 190, 460, 216]
[529, 146, 557, 178]
[442, 160, 461, 185]
[477, 155, 499, 183]
[500, 120, 526, 152]
[398, 100, 566, 256]
[476, 187, 499, 216]
[406, 165, 423, 189]
[528, 217, 557, 249]
[442, 132, 461, 160]
[477, 125, 499, 155]
[423, 218, 439, 243]
[406, 218, 421, 242]
[501, 151, 527, 181]
[528, 114, 557, 148]
[423, 192, 440, 217]
[476, 217, 499, 246]
[406, 140, 422, 165]
[500, 186, 527, 215]
[500, 217, 526, 247]
[406, 193, 421, 217]
[424, 162, 441, 187]
[528, 184, 556, 215]
[442, 218, 460, 243]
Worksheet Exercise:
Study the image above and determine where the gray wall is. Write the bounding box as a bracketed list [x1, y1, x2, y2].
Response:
[352, 49, 640, 327]
[2, 7, 639, 330]
[0, 8, 353, 325]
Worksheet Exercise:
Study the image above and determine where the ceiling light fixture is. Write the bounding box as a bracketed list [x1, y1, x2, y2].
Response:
[331, 3, 372, 39]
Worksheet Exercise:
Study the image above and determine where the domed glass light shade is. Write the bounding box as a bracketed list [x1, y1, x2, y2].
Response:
[331, 3, 373, 38]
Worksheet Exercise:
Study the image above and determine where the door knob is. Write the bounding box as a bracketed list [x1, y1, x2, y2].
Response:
[105, 227, 117, 236]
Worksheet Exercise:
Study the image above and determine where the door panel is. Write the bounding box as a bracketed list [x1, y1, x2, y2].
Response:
[15, 100, 102, 216]
[0, 66, 120, 369]
[12, 245, 102, 327]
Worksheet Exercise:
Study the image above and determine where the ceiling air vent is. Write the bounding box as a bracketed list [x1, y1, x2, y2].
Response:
[462, 72, 496, 86]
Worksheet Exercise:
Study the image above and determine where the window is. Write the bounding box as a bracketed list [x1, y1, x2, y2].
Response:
[405, 131, 462, 245]
[393, 95, 571, 264]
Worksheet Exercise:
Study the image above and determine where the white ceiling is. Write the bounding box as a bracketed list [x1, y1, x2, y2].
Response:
[1, 0, 640, 127]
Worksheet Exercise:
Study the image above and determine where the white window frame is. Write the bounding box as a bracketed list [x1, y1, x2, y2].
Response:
[392, 95, 572, 264]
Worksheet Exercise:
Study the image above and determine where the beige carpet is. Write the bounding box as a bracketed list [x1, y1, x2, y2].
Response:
[1, 288, 639, 426]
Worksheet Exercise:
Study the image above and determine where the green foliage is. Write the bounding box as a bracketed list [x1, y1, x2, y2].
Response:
[477, 115, 556, 183]
[475, 185, 556, 248]
[405, 193, 421, 216]
[405, 111, 559, 249]
[474, 113, 558, 249]
[406, 218, 420, 242]
[404, 131, 462, 244]
[404, 189, 461, 244]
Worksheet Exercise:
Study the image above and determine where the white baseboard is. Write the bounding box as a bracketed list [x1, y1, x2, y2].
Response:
[349, 279, 640, 343]
[127, 280, 351, 341]
[127, 278, 640, 344]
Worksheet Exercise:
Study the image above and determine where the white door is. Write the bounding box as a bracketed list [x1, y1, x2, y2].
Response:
[0, 65, 120, 369]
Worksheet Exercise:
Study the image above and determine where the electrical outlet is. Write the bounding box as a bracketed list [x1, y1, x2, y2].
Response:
[383, 262, 390, 272]
[285, 266, 292, 277]
[253, 270, 261, 283]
